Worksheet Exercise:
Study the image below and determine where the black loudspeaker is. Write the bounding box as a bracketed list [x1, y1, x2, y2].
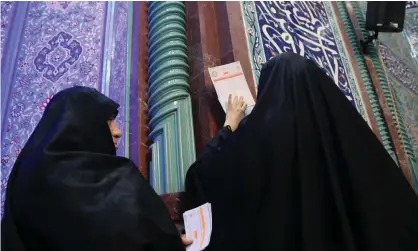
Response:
[365, 1, 407, 32]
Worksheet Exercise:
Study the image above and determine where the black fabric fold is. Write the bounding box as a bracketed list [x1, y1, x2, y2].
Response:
[184, 53, 418, 251]
[2, 86, 184, 251]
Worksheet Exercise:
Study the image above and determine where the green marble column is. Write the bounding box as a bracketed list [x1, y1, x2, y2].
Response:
[147, 1, 196, 194]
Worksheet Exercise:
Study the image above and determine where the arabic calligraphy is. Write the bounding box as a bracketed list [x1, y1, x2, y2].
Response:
[406, 1, 418, 9]
[254, 1, 354, 103]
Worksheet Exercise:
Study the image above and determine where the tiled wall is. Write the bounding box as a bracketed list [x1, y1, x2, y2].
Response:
[379, 43, 418, 187]
[240, 1, 418, 187]
[241, 1, 367, 120]
[361, 2, 418, 186]
[358, 1, 418, 70]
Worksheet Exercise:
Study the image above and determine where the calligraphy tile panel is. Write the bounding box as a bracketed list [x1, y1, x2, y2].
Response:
[406, 1, 418, 9]
[0, 1, 131, 215]
[241, 1, 362, 110]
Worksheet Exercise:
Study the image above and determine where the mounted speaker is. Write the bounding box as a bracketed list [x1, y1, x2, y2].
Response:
[365, 1, 407, 32]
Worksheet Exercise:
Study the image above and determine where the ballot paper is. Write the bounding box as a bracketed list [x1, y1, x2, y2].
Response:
[183, 203, 212, 251]
[209, 62, 255, 115]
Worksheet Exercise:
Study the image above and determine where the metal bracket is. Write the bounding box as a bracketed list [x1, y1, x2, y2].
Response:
[360, 30, 379, 55]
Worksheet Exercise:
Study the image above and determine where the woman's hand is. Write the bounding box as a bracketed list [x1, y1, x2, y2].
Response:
[181, 234, 193, 246]
[224, 94, 247, 132]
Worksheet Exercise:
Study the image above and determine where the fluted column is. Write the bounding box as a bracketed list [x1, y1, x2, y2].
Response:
[344, 1, 415, 186]
[335, 2, 392, 155]
[147, 1, 196, 194]
[349, 1, 412, 178]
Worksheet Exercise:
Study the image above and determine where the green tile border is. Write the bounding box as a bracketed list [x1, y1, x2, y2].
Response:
[351, 1, 418, 175]
[335, 1, 397, 162]
[324, 2, 366, 121]
[387, 76, 418, 190]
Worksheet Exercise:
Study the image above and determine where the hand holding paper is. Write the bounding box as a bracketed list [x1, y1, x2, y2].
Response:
[223, 95, 247, 131]
[183, 203, 212, 251]
[209, 62, 255, 116]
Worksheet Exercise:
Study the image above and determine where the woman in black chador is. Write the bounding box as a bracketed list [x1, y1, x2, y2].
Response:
[184, 53, 418, 251]
[2, 86, 191, 251]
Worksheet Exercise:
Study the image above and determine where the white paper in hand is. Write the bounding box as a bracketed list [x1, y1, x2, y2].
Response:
[209, 62, 255, 115]
[183, 203, 212, 251]
[218, 97, 254, 116]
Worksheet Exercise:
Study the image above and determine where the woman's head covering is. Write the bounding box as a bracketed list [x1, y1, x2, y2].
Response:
[20, 86, 119, 156]
[2, 87, 183, 251]
[185, 53, 418, 251]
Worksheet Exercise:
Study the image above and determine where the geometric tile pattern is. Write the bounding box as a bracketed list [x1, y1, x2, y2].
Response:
[1, 1, 132, 215]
